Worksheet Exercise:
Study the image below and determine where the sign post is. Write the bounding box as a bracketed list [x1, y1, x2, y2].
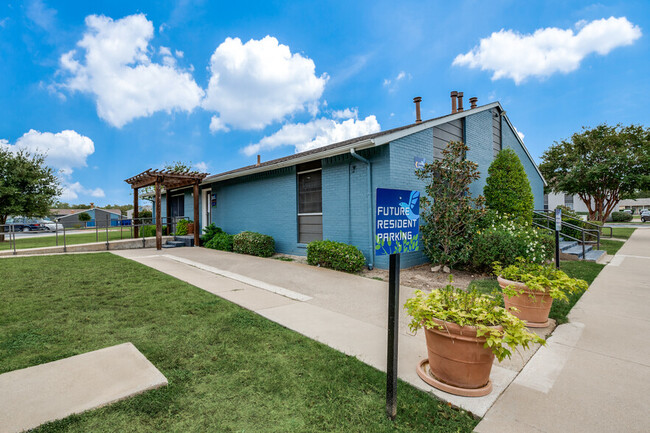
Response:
[555, 208, 562, 269]
[375, 188, 420, 420]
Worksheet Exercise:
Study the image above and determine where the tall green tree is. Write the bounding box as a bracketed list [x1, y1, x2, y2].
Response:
[0, 148, 60, 241]
[540, 124, 650, 222]
[416, 141, 485, 267]
[483, 148, 534, 224]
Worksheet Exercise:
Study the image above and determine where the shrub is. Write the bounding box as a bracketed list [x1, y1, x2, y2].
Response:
[175, 219, 189, 235]
[201, 223, 224, 245]
[611, 211, 633, 222]
[416, 141, 485, 267]
[484, 148, 534, 224]
[205, 232, 234, 251]
[307, 240, 366, 273]
[141, 225, 168, 237]
[233, 231, 275, 257]
[471, 213, 553, 271]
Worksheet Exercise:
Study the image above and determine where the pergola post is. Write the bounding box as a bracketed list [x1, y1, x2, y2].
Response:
[133, 187, 139, 238]
[155, 178, 162, 250]
[166, 187, 172, 236]
[193, 181, 200, 247]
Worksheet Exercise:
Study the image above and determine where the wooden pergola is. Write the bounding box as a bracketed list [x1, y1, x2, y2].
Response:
[125, 169, 208, 250]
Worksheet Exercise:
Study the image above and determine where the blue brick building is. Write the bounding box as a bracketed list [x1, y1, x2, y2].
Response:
[160, 97, 546, 269]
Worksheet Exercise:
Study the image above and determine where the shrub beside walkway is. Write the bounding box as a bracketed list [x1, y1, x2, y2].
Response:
[475, 228, 650, 433]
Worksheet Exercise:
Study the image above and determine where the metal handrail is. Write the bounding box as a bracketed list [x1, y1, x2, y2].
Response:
[533, 210, 602, 252]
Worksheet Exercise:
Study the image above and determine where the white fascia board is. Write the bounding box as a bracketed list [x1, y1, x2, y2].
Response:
[500, 110, 548, 187]
[202, 138, 376, 184]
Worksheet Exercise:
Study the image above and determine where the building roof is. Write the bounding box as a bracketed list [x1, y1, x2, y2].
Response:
[52, 208, 122, 218]
[202, 101, 546, 186]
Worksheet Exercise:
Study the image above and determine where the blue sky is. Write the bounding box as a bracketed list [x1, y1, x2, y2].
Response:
[1, 0, 648, 205]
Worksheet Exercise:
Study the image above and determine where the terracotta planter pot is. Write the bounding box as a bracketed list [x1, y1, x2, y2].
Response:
[498, 276, 553, 328]
[417, 318, 500, 397]
[187, 224, 194, 235]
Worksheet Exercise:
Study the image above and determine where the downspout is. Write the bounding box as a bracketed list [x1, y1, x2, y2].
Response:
[350, 148, 374, 270]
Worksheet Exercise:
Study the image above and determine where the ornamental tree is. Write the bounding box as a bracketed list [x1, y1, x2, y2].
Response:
[0, 148, 60, 241]
[539, 124, 650, 222]
[416, 140, 485, 267]
[483, 148, 534, 224]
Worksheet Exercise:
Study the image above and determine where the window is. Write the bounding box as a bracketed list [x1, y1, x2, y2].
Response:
[297, 165, 322, 243]
[544, 194, 549, 211]
[564, 194, 574, 209]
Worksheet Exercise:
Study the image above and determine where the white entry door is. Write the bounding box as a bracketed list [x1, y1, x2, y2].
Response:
[202, 189, 211, 231]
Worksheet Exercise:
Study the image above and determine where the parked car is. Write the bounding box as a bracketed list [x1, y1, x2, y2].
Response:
[641, 210, 650, 223]
[3, 217, 47, 232]
[39, 218, 64, 231]
[622, 209, 633, 214]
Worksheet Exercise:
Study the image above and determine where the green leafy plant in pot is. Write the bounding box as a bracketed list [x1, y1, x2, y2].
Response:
[494, 258, 588, 328]
[405, 283, 544, 397]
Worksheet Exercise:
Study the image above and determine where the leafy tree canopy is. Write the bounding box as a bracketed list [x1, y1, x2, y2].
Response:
[484, 148, 534, 224]
[539, 124, 650, 222]
[0, 148, 61, 234]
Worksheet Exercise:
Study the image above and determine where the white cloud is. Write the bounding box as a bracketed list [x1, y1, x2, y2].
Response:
[6, 129, 94, 175]
[382, 70, 411, 92]
[514, 127, 525, 141]
[453, 17, 642, 84]
[59, 14, 204, 127]
[194, 161, 208, 172]
[331, 107, 358, 119]
[204, 36, 328, 132]
[59, 182, 105, 201]
[242, 114, 380, 156]
[2, 129, 104, 202]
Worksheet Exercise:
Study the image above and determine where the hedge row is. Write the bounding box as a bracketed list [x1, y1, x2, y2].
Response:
[307, 240, 366, 273]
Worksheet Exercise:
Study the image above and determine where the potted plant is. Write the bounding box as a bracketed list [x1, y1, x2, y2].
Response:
[405, 284, 544, 397]
[186, 219, 194, 235]
[494, 258, 588, 327]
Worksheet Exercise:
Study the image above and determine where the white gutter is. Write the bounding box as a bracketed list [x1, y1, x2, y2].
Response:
[350, 148, 375, 270]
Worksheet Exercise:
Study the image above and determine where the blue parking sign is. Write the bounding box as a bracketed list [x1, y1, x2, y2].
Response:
[375, 188, 420, 256]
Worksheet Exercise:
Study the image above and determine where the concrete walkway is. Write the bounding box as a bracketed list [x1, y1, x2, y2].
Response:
[113, 247, 547, 417]
[0, 343, 167, 433]
[475, 228, 650, 432]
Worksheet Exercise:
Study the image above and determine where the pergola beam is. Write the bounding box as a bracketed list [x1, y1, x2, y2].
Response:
[125, 169, 208, 250]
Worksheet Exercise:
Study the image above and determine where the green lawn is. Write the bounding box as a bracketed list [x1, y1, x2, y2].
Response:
[469, 260, 605, 325]
[609, 227, 636, 240]
[0, 229, 135, 251]
[0, 254, 477, 432]
[600, 239, 624, 255]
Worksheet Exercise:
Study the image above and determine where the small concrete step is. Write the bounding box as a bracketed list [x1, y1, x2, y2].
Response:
[161, 244, 177, 249]
[165, 240, 186, 247]
[559, 241, 578, 252]
[584, 249, 606, 262]
[563, 244, 593, 258]
[173, 235, 195, 247]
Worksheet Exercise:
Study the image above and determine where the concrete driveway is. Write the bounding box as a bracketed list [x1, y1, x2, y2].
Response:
[113, 247, 545, 417]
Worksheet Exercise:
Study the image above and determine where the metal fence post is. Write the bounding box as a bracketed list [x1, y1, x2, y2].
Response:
[12, 224, 17, 256]
[95, 217, 98, 242]
[63, 225, 67, 253]
[120, 215, 123, 240]
[55, 219, 59, 246]
[142, 219, 146, 248]
[105, 216, 109, 250]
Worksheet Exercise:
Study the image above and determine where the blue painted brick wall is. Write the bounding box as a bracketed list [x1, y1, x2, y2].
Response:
[465, 110, 494, 199]
[208, 167, 300, 254]
[501, 118, 545, 209]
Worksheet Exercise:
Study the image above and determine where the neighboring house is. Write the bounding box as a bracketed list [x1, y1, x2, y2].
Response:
[618, 198, 650, 214]
[126, 205, 152, 219]
[56, 208, 122, 228]
[544, 192, 590, 213]
[157, 93, 546, 269]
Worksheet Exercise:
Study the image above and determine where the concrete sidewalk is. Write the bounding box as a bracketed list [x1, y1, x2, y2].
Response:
[113, 247, 546, 417]
[475, 228, 650, 432]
